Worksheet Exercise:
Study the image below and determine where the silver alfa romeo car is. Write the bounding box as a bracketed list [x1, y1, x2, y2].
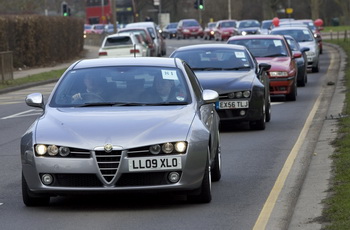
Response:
[21, 57, 221, 206]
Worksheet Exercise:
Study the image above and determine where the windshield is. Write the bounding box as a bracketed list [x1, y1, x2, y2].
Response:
[238, 20, 260, 28]
[271, 29, 314, 42]
[50, 66, 191, 107]
[261, 21, 272, 29]
[221, 21, 237, 28]
[183, 20, 200, 27]
[228, 39, 289, 58]
[172, 48, 253, 71]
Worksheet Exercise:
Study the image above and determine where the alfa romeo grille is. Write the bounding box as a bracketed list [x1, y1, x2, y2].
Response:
[95, 150, 122, 183]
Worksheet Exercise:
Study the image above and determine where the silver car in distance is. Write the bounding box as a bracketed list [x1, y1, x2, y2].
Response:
[21, 57, 221, 206]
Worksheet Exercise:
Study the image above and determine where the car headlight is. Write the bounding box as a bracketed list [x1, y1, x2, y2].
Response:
[149, 141, 187, 155]
[269, 71, 288, 77]
[35, 144, 47, 156]
[48, 145, 59, 156]
[242, 31, 247, 36]
[35, 144, 71, 157]
[243, 91, 251, 98]
[183, 29, 190, 33]
[175, 142, 187, 152]
[228, 91, 251, 99]
[306, 51, 316, 57]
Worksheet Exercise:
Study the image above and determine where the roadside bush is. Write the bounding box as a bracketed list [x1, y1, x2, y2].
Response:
[0, 15, 84, 68]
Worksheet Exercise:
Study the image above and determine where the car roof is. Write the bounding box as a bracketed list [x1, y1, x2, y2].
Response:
[70, 58, 179, 70]
[126, 22, 156, 27]
[228, 34, 285, 40]
[271, 26, 312, 31]
[173, 44, 247, 52]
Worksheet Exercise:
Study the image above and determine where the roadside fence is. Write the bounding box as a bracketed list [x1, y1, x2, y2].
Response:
[322, 30, 348, 42]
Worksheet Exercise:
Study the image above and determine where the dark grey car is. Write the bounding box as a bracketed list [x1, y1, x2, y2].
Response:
[170, 44, 271, 130]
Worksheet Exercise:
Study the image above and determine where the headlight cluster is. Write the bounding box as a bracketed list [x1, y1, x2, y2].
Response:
[306, 51, 316, 57]
[269, 71, 288, 77]
[227, 90, 251, 99]
[35, 144, 71, 157]
[149, 142, 187, 155]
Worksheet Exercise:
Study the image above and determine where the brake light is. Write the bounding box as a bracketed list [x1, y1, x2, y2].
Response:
[99, 51, 107, 56]
[130, 49, 140, 54]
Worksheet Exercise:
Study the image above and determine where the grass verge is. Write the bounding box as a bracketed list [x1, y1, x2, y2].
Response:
[323, 26, 350, 33]
[0, 69, 65, 90]
[322, 39, 350, 229]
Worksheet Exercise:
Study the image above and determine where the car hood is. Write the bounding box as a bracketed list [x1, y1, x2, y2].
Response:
[298, 41, 317, 51]
[255, 57, 291, 72]
[34, 106, 195, 149]
[194, 71, 254, 94]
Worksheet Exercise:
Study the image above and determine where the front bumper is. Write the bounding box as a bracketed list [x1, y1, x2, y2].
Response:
[22, 146, 207, 195]
[269, 77, 295, 96]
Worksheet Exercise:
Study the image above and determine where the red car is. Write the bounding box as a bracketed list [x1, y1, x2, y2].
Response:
[177, 19, 204, 39]
[203, 22, 216, 40]
[213, 19, 238, 41]
[228, 35, 300, 101]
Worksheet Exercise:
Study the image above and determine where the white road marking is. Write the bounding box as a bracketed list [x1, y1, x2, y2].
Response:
[1, 109, 42, 120]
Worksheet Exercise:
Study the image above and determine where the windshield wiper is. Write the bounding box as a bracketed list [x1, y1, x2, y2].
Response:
[77, 102, 149, 107]
[264, 54, 287, 57]
[193, 67, 223, 71]
[148, 102, 189, 106]
[223, 66, 251, 70]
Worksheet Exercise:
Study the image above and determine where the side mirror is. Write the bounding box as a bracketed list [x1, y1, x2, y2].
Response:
[25, 93, 45, 109]
[300, 47, 310, 53]
[202, 89, 219, 104]
[293, 51, 302, 58]
[258, 63, 271, 77]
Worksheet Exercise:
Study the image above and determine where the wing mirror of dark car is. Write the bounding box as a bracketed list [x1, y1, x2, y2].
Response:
[202, 89, 219, 104]
[257, 63, 271, 78]
[25, 93, 45, 109]
[293, 51, 302, 58]
[300, 47, 310, 53]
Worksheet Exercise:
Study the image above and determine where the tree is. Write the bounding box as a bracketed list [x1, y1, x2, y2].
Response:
[333, 0, 350, 24]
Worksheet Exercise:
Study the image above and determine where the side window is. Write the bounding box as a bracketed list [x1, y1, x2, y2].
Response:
[184, 63, 202, 101]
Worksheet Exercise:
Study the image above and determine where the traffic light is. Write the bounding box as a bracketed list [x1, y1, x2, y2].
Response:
[194, 0, 198, 9]
[62, 2, 68, 16]
[199, 0, 204, 10]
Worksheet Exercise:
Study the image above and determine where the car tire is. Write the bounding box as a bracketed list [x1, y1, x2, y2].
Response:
[211, 133, 222, 182]
[250, 102, 266, 130]
[265, 95, 271, 122]
[187, 149, 212, 203]
[297, 70, 307, 87]
[22, 173, 50, 206]
[286, 80, 297, 101]
[312, 64, 319, 73]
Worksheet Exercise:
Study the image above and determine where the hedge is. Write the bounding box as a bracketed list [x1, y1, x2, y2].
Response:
[0, 15, 84, 68]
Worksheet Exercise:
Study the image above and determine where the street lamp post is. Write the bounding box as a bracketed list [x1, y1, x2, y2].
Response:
[228, 0, 231, 20]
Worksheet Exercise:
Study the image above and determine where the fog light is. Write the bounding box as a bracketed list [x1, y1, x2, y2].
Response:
[168, 172, 180, 183]
[239, 110, 246, 116]
[41, 174, 53, 185]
